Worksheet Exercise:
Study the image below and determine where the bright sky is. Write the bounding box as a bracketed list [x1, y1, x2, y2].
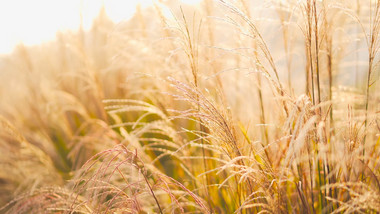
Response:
[0, 0, 200, 55]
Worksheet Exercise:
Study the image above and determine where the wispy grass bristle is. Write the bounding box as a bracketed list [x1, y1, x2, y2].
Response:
[0, 0, 380, 213]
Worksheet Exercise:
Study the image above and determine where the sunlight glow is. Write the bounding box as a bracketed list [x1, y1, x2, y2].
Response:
[0, 0, 157, 54]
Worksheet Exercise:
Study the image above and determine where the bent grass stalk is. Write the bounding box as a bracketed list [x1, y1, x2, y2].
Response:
[1, 0, 380, 213]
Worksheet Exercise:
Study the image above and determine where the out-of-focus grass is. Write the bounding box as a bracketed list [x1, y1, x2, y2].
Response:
[0, 0, 380, 213]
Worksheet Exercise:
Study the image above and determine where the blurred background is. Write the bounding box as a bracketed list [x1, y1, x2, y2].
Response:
[0, 0, 200, 55]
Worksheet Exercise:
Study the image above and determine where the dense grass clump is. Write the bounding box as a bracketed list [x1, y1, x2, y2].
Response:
[0, 0, 380, 213]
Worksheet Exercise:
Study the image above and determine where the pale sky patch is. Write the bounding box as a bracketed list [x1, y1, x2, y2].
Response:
[0, 0, 200, 54]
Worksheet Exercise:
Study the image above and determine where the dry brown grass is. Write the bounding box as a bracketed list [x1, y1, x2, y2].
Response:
[0, 0, 380, 213]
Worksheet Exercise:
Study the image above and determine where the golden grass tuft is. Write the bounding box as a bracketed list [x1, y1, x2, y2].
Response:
[0, 0, 380, 213]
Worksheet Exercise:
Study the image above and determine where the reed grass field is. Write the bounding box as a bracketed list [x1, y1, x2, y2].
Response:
[0, 0, 380, 213]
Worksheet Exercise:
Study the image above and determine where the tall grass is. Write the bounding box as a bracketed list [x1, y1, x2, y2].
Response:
[0, 0, 379, 213]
